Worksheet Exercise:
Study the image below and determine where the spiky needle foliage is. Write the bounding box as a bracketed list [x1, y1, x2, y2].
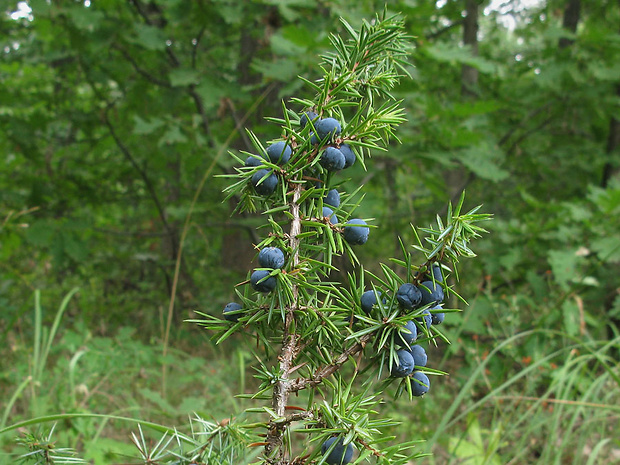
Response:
[191, 13, 491, 465]
[17, 424, 86, 465]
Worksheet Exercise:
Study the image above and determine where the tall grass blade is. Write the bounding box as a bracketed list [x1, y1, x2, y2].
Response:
[0, 376, 32, 430]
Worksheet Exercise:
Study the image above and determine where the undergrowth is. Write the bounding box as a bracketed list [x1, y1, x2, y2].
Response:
[1, 285, 618, 464]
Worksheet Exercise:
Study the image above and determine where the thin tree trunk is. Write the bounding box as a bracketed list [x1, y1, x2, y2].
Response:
[461, 0, 479, 97]
[602, 83, 620, 187]
[444, 0, 479, 200]
[604, 83, 620, 344]
[384, 158, 404, 267]
[559, 0, 581, 48]
[602, 1, 620, 187]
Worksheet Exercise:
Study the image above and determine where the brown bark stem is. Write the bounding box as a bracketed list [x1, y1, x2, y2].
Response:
[289, 182, 303, 277]
[289, 333, 373, 393]
[266, 181, 303, 463]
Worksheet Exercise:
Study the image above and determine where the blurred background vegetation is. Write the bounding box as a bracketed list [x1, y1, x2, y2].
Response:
[1, 0, 619, 463]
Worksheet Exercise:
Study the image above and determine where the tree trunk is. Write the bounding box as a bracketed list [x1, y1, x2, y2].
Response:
[602, 83, 620, 187]
[384, 157, 406, 271]
[444, 0, 479, 200]
[559, 0, 581, 48]
[461, 0, 479, 97]
[602, 1, 620, 187]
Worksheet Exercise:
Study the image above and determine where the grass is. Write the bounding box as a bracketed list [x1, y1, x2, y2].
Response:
[421, 332, 620, 464]
[0, 289, 251, 463]
[0, 288, 618, 464]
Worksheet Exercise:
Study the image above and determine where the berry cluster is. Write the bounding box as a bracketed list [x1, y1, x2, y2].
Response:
[246, 113, 369, 242]
[223, 246, 286, 320]
[245, 112, 356, 191]
[250, 246, 286, 293]
[359, 263, 447, 399]
[223, 113, 372, 323]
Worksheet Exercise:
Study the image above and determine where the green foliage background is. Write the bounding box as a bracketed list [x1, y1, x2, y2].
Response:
[1, 0, 619, 463]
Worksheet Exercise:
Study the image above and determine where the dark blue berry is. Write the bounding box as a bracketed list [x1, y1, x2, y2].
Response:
[416, 309, 432, 330]
[245, 155, 263, 167]
[360, 289, 384, 314]
[396, 283, 422, 309]
[258, 247, 285, 269]
[419, 280, 444, 306]
[391, 349, 415, 377]
[250, 269, 276, 293]
[324, 189, 340, 208]
[223, 302, 243, 323]
[320, 147, 345, 171]
[432, 263, 444, 283]
[251, 169, 278, 195]
[343, 219, 369, 245]
[322, 206, 338, 224]
[300, 110, 319, 129]
[316, 117, 341, 141]
[396, 320, 417, 346]
[265, 141, 291, 165]
[321, 437, 354, 465]
[411, 371, 430, 396]
[339, 143, 356, 168]
[430, 305, 445, 325]
[406, 344, 427, 368]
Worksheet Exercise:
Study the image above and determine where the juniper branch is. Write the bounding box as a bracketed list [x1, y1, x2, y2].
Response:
[288, 333, 374, 393]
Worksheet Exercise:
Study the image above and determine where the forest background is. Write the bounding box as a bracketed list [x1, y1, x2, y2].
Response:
[1, 0, 619, 463]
